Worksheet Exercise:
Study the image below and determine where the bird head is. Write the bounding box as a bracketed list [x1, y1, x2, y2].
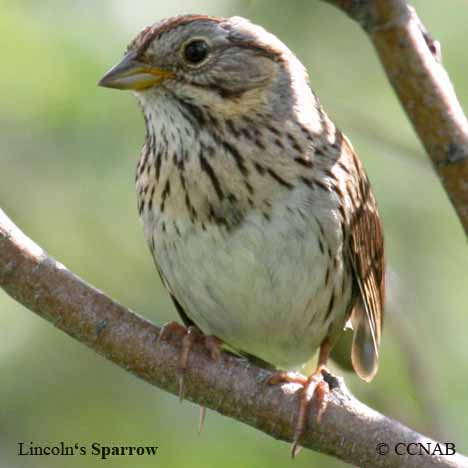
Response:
[99, 15, 310, 119]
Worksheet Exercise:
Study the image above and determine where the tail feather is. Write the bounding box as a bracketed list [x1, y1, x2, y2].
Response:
[350, 302, 379, 382]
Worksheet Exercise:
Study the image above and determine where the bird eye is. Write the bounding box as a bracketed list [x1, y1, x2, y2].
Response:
[183, 39, 209, 65]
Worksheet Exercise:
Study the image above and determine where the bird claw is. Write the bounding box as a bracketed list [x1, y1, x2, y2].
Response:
[198, 406, 207, 435]
[178, 326, 199, 401]
[267, 366, 331, 458]
[156, 321, 191, 400]
[156, 321, 188, 345]
[266, 371, 307, 386]
[157, 321, 222, 431]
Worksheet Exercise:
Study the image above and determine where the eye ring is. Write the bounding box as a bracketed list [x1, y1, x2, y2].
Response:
[182, 38, 210, 66]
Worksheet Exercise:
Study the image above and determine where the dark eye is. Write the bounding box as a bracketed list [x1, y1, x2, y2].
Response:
[183, 39, 209, 64]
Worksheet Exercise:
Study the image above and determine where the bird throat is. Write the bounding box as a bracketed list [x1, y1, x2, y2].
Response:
[135, 91, 263, 236]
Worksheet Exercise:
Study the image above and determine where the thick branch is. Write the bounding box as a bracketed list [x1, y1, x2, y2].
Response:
[1, 210, 466, 467]
[323, 0, 468, 235]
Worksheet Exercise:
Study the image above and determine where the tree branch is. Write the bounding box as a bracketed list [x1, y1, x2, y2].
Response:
[322, 0, 468, 235]
[1, 210, 466, 468]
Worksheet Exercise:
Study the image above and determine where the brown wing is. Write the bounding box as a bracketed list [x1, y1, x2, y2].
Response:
[344, 139, 385, 382]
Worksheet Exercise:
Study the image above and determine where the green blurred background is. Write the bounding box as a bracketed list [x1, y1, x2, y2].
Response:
[1, 0, 467, 466]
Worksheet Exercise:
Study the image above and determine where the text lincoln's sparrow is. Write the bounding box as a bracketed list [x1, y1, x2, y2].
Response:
[99, 15, 385, 454]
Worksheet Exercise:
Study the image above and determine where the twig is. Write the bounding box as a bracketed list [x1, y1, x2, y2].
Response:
[1, 209, 466, 467]
[322, 0, 468, 235]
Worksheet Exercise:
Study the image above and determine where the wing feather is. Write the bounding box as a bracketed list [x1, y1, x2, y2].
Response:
[343, 138, 385, 382]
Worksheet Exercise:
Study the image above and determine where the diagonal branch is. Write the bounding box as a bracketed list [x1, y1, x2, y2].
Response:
[1, 209, 466, 468]
[322, 0, 468, 235]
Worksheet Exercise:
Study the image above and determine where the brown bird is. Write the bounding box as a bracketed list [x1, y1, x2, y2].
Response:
[99, 14, 385, 455]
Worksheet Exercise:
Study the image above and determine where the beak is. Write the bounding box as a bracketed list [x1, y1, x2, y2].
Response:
[98, 52, 174, 91]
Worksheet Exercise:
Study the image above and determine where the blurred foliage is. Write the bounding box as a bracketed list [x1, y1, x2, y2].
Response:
[1, 1, 467, 467]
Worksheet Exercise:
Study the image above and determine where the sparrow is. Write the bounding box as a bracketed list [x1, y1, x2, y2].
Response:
[99, 14, 385, 455]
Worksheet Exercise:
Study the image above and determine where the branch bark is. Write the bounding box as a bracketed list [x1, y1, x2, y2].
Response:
[322, 0, 468, 235]
[1, 210, 467, 468]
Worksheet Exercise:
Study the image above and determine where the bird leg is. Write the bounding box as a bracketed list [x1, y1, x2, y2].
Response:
[157, 322, 223, 431]
[267, 338, 332, 458]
